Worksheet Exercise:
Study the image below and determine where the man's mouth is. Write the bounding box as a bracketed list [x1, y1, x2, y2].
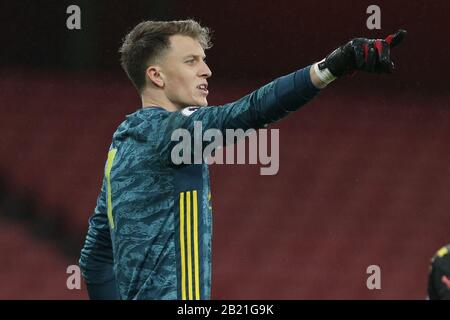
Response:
[197, 84, 209, 95]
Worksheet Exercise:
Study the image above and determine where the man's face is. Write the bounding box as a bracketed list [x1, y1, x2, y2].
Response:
[158, 35, 212, 109]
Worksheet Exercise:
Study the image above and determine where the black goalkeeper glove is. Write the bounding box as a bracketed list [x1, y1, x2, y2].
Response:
[316, 29, 407, 81]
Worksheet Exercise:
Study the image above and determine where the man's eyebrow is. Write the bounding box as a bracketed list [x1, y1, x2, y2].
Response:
[182, 54, 206, 60]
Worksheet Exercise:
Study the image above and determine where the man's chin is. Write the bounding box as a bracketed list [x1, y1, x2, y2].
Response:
[196, 99, 208, 107]
[183, 97, 208, 107]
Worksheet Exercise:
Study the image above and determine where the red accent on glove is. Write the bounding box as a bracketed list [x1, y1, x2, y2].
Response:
[374, 40, 383, 56]
[385, 34, 394, 45]
[363, 43, 369, 62]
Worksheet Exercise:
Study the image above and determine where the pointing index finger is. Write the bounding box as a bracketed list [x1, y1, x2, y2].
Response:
[385, 29, 407, 48]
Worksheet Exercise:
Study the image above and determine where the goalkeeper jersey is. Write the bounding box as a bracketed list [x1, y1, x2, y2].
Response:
[79, 65, 320, 300]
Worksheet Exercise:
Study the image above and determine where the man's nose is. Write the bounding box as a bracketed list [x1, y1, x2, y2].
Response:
[200, 61, 212, 78]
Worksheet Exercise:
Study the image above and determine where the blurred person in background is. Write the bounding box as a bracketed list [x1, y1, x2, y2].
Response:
[427, 244, 450, 300]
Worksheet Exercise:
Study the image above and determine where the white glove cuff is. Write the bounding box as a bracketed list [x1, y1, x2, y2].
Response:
[313, 59, 337, 85]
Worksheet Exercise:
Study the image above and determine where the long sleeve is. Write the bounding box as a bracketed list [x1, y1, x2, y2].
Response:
[79, 177, 119, 300]
[156, 65, 320, 163]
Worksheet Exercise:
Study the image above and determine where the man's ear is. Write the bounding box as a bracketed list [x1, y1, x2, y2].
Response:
[146, 65, 164, 88]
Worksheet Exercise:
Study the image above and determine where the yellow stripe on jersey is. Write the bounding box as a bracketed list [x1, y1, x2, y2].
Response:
[179, 192, 187, 300]
[105, 148, 117, 229]
[193, 190, 200, 300]
[186, 191, 193, 300]
[180, 190, 201, 300]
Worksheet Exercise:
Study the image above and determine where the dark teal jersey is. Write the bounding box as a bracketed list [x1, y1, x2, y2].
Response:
[79, 65, 320, 300]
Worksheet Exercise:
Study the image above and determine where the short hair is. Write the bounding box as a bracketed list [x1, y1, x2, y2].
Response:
[119, 19, 213, 93]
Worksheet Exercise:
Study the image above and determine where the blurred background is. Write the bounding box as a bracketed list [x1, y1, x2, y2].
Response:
[0, 0, 448, 299]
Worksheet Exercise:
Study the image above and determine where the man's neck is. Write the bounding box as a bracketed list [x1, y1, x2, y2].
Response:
[141, 91, 179, 112]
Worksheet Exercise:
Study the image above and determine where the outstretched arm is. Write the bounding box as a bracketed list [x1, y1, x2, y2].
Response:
[156, 29, 407, 163]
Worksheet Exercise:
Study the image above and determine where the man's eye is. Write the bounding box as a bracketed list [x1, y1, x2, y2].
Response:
[186, 59, 195, 64]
